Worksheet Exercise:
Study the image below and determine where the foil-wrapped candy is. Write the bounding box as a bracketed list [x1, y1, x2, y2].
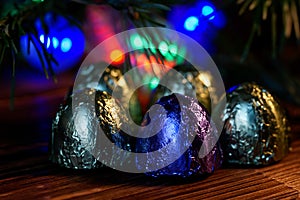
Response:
[50, 88, 102, 169]
[98, 64, 143, 125]
[152, 64, 218, 113]
[137, 93, 223, 177]
[221, 82, 291, 165]
[75, 64, 142, 124]
[50, 63, 224, 175]
[50, 88, 137, 169]
[94, 91, 135, 159]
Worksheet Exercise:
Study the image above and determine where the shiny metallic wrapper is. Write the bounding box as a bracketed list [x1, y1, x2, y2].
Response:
[98, 65, 143, 125]
[98, 65, 123, 93]
[221, 82, 291, 165]
[138, 93, 223, 177]
[50, 87, 135, 169]
[50, 88, 102, 169]
[95, 90, 135, 151]
[153, 64, 218, 113]
[75, 64, 142, 124]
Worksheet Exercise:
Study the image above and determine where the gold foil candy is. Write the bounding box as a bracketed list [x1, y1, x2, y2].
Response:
[153, 64, 218, 113]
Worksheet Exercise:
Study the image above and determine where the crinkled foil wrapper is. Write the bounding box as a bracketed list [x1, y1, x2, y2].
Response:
[153, 64, 217, 113]
[50, 88, 102, 169]
[50, 64, 224, 174]
[50, 64, 141, 169]
[50, 87, 135, 169]
[221, 82, 291, 165]
[94, 91, 137, 167]
[98, 65, 142, 125]
[138, 93, 223, 177]
[75, 64, 142, 123]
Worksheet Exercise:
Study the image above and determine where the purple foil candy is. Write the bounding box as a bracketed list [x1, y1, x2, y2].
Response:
[137, 93, 223, 177]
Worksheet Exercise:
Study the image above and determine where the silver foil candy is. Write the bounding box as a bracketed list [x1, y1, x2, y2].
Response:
[50, 88, 101, 169]
[50, 88, 135, 170]
[221, 82, 291, 165]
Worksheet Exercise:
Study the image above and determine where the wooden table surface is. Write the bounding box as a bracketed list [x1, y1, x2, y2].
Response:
[0, 71, 300, 200]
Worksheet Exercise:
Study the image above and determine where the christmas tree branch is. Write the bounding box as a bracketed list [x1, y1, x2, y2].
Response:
[0, 1, 62, 79]
[0, 0, 180, 79]
[236, 0, 300, 60]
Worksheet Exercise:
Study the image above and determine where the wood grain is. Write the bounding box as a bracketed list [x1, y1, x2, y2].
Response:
[0, 140, 299, 199]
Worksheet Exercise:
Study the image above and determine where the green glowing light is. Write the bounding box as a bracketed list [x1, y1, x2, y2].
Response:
[164, 52, 174, 61]
[131, 34, 144, 49]
[149, 77, 160, 90]
[176, 47, 186, 64]
[149, 42, 156, 54]
[142, 37, 149, 48]
[169, 44, 178, 56]
[158, 41, 168, 56]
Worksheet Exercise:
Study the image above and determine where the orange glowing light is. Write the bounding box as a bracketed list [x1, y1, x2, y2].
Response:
[110, 49, 124, 64]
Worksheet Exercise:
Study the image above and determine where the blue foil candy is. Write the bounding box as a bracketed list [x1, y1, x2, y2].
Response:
[137, 93, 223, 177]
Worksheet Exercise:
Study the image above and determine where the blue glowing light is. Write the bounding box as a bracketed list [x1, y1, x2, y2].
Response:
[20, 12, 85, 74]
[167, 1, 226, 53]
[227, 85, 239, 93]
[39, 35, 50, 48]
[52, 37, 59, 49]
[184, 16, 199, 31]
[61, 38, 72, 52]
[202, 5, 215, 20]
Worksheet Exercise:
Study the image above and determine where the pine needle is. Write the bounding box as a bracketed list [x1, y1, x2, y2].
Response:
[262, 0, 271, 20]
[283, 1, 292, 38]
[240, 23, 258, 62]
[291, 0, 300, 39]
[271, 7, 277, 59]
[249, 0, 258, 10]
[239, 0, 254, 15]
[10, 75, 15, 111]
[236, 0, 300, 60]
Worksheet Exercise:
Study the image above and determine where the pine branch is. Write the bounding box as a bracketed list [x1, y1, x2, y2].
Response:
[0, 0, 184, 79]
[236, 0, 300, 60]
[0, 0, 188, 109]
[0, 0, 75, 108]
[0, 1, 63, 79]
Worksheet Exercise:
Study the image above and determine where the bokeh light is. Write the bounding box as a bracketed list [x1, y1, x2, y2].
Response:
[20, 12, 85, 74]
[149, 77, 160, 90]
[202, 5, 215, 20]
[184, 16, 199, 31]
[110, 49, 125, 64]
[167, 1, 226, 53]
